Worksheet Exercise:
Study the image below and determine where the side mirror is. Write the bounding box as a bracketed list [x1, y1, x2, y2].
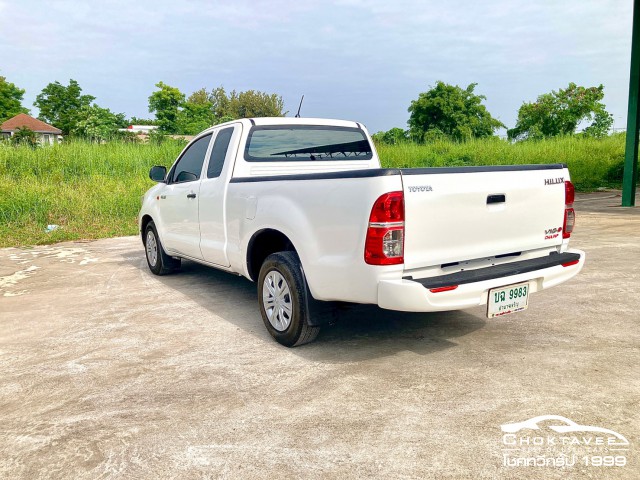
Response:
[149, 165, 167, 182]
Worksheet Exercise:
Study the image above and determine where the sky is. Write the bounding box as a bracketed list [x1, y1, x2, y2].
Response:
[0, 0, 633, 134]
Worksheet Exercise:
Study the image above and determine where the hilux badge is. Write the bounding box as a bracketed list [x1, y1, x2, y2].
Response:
[544, 177, 564, 185]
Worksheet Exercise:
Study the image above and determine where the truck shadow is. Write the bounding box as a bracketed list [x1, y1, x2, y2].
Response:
[128, 256, 486, 363]
[301, 305, 485, 363]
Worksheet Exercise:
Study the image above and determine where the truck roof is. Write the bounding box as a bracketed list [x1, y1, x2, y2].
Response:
[245, 117, 363, 129]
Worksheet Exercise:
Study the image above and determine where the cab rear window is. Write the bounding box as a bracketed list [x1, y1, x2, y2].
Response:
[244, 125, 372, 162]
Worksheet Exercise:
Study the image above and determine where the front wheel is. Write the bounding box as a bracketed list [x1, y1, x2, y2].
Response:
[258, 252, 320, 347]
[144, 221, 181, 275]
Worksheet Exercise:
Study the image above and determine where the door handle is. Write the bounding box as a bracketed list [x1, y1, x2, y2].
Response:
[487, 194, 505, 204]
[187, 193, 196, 199]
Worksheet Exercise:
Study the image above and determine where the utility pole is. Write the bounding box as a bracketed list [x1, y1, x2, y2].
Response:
[622, 0, 640, 206]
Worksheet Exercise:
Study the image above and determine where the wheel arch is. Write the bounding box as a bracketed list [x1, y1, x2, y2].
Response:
[140, 214, 154, 244]
[246, 228, 298, 282]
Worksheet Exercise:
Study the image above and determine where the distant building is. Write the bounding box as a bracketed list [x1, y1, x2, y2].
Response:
[117, 125, 160, 142]
[118, 125, 194, 143]
[1, 113, 63, 145]
[119, 125, 159, 134]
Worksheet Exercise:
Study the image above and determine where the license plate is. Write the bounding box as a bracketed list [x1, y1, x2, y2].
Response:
[487, 282, 530, 318]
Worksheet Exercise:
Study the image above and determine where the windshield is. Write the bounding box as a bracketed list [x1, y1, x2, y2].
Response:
[244, 125, 373, 162]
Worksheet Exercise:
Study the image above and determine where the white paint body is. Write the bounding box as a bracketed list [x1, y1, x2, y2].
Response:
[139, 117, 584, 313]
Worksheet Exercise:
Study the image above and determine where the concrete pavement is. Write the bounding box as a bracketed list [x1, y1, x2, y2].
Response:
[1, 192, 638, 479]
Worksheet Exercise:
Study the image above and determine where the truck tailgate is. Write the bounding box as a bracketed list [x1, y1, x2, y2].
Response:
[401, 165, 568, 270]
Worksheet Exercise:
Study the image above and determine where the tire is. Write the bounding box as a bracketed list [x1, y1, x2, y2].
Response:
[258, 252, 320, 347]
[144, 221, 181, 275]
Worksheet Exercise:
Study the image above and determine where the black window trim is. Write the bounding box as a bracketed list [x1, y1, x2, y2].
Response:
[206, 126, 236, 179]
[243, 124, 373, 163]
[167, 132, 213, 185]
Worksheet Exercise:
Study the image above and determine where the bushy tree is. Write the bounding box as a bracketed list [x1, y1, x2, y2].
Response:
[148, 82, 185, 133]
[408, 81, 504, 142]
[176, 88, 215, 135]
[372, 127, 410, 145]
[71, 104, 127, 141]
[210, 87, 285, 119]
[34, 79, 95, 135]
[149, 82, 286, 135]
[508, 83, 613, 141]
[188, 88, 210, 105]
[11, 127, 37, 147]
[129, 117, 158, 126]
[0, 76, 29, 121]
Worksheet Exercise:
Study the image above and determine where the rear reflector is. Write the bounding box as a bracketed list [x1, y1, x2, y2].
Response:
[429, 285, 459, 293]
[562, 259, 580, 267]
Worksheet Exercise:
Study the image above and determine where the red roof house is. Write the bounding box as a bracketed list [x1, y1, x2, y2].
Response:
[1, 113, 63, 145]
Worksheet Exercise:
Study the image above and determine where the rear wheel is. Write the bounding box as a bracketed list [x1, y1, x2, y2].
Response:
[144, 221, 181, 275]
[258, 252, 320, 347]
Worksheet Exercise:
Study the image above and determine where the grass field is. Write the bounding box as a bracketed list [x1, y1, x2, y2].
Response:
[0, 141, 184, 247]
[376, 133, 627, 190]
[0, 134, 630, 247]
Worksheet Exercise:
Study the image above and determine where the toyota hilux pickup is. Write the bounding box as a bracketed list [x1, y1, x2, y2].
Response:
[139, 117, 585, 347]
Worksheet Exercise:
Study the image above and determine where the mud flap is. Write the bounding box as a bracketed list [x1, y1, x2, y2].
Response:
[299, 264, 337, 327]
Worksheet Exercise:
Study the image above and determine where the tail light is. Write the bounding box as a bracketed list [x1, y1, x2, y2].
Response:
[563, 181, 575, 239]
[364, 191, 404, 265]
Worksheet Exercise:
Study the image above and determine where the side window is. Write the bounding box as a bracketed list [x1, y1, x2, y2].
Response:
[207, 127, 234, 178]
[171, 134, 212, 183]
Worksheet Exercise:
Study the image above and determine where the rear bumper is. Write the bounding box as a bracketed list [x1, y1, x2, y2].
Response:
[377, 249, 585, 312]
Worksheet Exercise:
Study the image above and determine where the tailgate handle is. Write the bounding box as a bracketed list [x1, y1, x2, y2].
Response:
[487, 194, 506, 204]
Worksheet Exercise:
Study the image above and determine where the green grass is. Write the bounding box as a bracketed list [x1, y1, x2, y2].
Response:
[0, 140, 184, 247]
[376, 133, 627, 191]
[0, 134, 629, 247]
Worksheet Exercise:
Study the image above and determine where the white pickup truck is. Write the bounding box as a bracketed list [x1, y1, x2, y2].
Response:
[139, 117, 585, 346]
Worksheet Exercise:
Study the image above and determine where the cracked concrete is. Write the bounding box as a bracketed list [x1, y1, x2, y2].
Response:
[0, 192, 638, 479]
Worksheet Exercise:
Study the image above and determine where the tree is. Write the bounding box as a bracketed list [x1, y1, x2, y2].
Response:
[187, 88, 211, 106]
[149, 83, 286, 135]
[11, 127, 37, 147]
[508, 83, 613, 141]
[210, 87, 285, 120]
[148, 82, 185, 133]
[210, 87, 232, 121]
[0, 76, 29, 121]
[176, 88, 215, 135]
[129, 117, 158, 126]
[408, 81, 504, 142]
[71, 104, 127, 141]
[33, 79, 95, 135]
[372, 127, 410, 145]
[228, 89, 285, 118]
